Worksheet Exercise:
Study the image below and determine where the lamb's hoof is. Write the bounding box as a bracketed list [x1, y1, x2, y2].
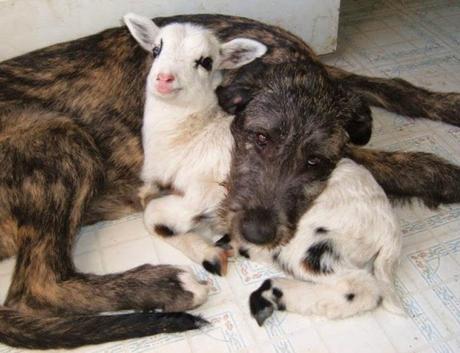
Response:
[202, 247, 231, 276]
[215, 234, 233, 251]
[249, 279, 285, 326]
[238, 247, 250, 259]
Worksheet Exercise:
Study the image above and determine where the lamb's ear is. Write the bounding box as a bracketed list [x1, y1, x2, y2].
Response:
[123, 13, 160, 51]
[218, 38, 267, 69]
[216, 85, 255, 114]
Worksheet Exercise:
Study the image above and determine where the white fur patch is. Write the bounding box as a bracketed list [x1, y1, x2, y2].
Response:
[178, 266, 210, 308]
[245, 158, 403, 319]
[124, 15, 265, 266]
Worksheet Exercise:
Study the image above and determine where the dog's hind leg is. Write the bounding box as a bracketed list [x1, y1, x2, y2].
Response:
[1, 112, 208, 316]
[326, 65, 460, 127]
[249, 270, 383, 325]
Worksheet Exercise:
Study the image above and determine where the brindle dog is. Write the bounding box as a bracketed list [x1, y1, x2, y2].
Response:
[0, 14, 459, 349]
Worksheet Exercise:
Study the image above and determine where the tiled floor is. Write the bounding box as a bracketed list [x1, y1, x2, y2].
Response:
[1, 0, 460, 352]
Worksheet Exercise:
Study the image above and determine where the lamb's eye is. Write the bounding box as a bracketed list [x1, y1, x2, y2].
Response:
[195, 56, 213, 71]
[152, 39, 163, 58]
[307, 157, 321, 166]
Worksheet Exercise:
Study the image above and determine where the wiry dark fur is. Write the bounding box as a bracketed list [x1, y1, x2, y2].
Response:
[216, 61, 460, 247]
[0, 13, 459, 349]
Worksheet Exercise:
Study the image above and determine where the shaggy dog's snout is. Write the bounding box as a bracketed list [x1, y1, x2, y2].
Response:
[240, 207, 278, 245]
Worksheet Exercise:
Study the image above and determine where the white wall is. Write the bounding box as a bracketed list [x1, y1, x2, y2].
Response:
[0, 0, 340, 62]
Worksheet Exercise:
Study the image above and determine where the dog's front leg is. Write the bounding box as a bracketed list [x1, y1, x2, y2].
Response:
[249, 270, 383, 325]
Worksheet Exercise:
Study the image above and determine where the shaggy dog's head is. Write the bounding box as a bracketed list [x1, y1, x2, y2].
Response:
[217, 61, 371, 248]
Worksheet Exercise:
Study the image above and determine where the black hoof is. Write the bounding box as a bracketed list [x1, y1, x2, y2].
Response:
[249, 279, 275, 326]
[215, 234, 232, 251]
[238, 247, 250, 259]
[202, 259, 222, 276]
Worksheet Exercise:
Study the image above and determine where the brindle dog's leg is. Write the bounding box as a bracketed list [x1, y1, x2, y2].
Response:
[345, 146, 460, 208]
[1, 111, 208, 316]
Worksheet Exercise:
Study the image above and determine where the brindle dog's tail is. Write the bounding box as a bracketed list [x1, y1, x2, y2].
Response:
[0, 307, 207, 349]
[326, 65, 460, 126]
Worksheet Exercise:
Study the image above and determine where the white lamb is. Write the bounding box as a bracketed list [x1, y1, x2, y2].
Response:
[238, 158, 403, 323]
[124, 13, 266, 275]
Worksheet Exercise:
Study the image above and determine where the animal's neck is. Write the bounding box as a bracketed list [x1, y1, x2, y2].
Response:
[144, 90, 219, 127]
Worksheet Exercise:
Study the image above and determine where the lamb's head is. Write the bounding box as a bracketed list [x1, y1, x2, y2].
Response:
[124, 13, 267, 106]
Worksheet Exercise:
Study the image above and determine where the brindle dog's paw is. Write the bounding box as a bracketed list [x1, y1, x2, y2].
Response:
[249, 279, 285, 326]
[178, 266, 210, 308]
[202, 245, 233, 276]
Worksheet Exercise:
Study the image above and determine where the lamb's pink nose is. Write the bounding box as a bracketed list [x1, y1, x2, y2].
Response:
[157, 73, 175, 83]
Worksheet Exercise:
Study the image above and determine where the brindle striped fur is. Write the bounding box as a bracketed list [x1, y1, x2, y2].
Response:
[0, 14, 459, 349]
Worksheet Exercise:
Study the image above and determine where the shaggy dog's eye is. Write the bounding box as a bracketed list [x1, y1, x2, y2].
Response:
[255, 133, 269, 147]
[152, 39, 163, 58]
[307, 156, 321, 166]
[195, 56, 213, 71]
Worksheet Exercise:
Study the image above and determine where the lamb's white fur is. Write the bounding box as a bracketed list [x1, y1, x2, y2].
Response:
[124, 13, 266, 271]
[244, 158, 403, 321]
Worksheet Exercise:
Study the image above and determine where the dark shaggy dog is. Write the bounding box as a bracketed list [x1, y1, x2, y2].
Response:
[0, 14, 459, 349]
[217, 60, 460, 248]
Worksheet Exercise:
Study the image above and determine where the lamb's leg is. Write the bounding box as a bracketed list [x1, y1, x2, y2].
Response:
[138, 182, 160, 208]
[249, 271, 383, 325]
[144, 194, 232, 275]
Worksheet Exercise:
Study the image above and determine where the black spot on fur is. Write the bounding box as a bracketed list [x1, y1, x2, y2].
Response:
[377, 296, 383, 306]
[202, 260, 222, 276]
[272, 288, 283, 299]
[345, 293, 355, 302]
[153, 224, 175, 237]
[304, 240, 337, 274]
[315, 227, 328, 235]
[192, 212, 212, 224]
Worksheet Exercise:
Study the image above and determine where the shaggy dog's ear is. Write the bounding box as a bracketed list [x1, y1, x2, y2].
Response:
[344, 105, 373, 145]
[216, 85, 255, 114]
[337, 87, 373, 145]
[216, 60, 267, 114]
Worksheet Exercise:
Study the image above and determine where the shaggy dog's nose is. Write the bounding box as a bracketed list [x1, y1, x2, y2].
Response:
[240, 208, 277, 245]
